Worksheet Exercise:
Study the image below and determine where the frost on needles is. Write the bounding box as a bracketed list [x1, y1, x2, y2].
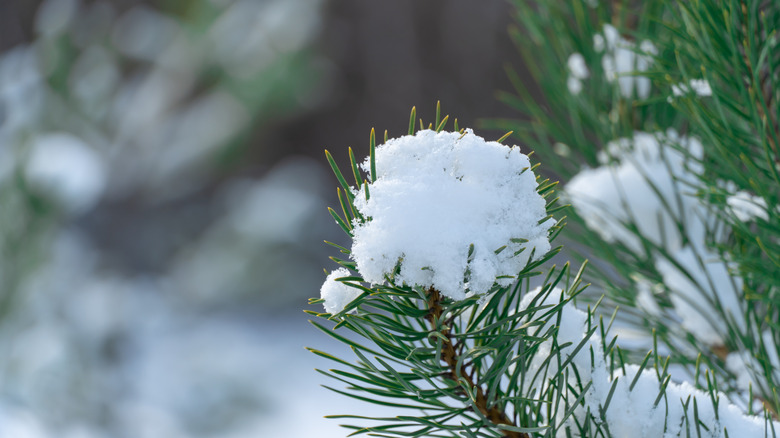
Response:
[349, 129, 553, 301]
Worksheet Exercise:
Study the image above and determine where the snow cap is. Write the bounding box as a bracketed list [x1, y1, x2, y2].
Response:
[350, 129, 553, 301]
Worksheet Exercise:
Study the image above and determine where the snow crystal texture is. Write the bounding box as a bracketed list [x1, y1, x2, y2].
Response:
[320, 268, 362, 314]
[350, 129, 553, 301]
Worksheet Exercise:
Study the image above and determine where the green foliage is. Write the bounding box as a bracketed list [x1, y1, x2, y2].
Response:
[310, 108, 602, 437]
[311, 0, 780, 436]
[492, 0, 779, 423]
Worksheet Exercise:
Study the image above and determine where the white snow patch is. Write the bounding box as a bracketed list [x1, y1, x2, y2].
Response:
[567, 53, 589, 79]
[725, 352, 759, 392]
[320, 268, 363, 314]
[25, 132, 107, 213]
[566, 131, 748, 345]
[0, 47, 45, 134]
[567, 76, 583, 95]
[521, 287, 776, 437]
[350, 129, 553, 300]
[0, 405, 49, 438]
[603, 24, 620, 48]
[566, 53, 589, 95]
[727, 191, 769, 222]
[655, 247, 744, 345]
[596, 25, 656, 99]
[566, 131, 704, 254]
[672, 79, 712, 97]
[593, 34, 606, 53]
[633, 274, 663, 317]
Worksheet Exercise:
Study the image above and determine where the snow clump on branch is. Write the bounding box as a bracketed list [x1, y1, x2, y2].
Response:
[567, 52, 590, 95]
[727, 190, 769, 222]
[565, 131, 746, 345]
[350, 129, 554, 301]
[595, 24, 657, 99]
[320, 268, 363, 314]
[521, 287, 777, 437]
[672, 79, 713, 97]
[566, 130, 705, 254]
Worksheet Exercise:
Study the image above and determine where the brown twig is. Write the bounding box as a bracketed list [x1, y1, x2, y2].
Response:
[425, 287, 529, 438]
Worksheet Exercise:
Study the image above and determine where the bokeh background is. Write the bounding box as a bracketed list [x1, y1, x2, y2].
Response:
[0, 0, 528, 436]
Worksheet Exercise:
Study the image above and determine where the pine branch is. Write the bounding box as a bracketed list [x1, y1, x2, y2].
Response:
[425, 287, 528, 438]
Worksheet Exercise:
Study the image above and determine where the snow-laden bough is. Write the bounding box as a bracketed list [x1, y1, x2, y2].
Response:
[522, 287, 778, 437]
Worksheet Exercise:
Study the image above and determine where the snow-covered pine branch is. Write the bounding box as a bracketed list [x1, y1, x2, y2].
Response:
[310, 104, 778, 437]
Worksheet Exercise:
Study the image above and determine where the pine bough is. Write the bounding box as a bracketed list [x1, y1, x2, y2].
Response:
[309, 0, 780, 436]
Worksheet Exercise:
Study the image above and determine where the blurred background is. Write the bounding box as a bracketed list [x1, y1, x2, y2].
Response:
[0, 0, 524, 436]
